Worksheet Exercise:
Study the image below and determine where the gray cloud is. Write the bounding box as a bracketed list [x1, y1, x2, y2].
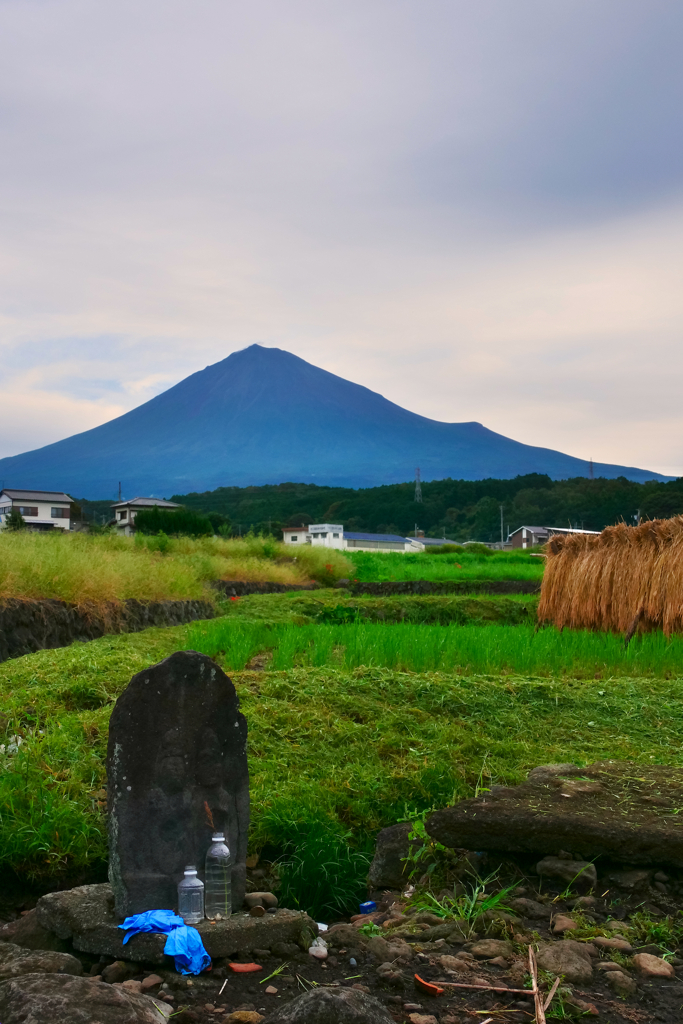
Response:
[0, 0, 681, 475]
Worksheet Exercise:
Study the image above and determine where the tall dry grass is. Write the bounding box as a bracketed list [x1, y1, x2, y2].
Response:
[0, 532, 352, 606]
[538, 518, 683, 637]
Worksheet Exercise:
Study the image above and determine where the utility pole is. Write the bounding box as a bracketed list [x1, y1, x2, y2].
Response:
[118, 481, 122, 502]
[589, 458, 594, 481]
[414, 467, 422, 503]
[500, 504, 504, 546]
[636, 509, 641, 525]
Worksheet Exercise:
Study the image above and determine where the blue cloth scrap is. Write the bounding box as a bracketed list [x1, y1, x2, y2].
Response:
[118, 909, 211, 975]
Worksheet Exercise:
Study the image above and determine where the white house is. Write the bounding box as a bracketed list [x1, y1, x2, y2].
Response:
[509, 525, 601, 550]
[0, 489, 73, 531]
[110, 497, 180, 537]
[282, 523, 424, 553]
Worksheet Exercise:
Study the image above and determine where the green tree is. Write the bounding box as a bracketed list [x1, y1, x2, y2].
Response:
[133, 507, 213, 537]
[5, 508, 26, 531]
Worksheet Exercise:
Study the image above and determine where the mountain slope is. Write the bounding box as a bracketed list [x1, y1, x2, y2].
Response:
[0, 345, 667, 497]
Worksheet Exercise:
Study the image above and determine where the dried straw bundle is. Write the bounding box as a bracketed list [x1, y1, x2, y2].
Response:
[538, 517, 683, 638]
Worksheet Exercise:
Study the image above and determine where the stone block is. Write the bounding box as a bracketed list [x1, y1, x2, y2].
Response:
[425, 762, 683, 867]
[107, 650, 249, 916]
[36, 883, 317, 965]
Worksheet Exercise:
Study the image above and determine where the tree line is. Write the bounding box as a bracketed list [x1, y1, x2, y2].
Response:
[138, 473, 683, 543]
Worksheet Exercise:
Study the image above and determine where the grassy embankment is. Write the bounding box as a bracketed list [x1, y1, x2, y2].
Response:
[0, 531, 353, 603]
[2, 586, 683, 902]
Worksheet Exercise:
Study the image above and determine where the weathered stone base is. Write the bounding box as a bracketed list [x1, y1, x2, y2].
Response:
[36, 884, 317, 965]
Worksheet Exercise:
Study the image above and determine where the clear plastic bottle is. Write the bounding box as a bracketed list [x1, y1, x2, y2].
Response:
[177, 865, 204, 925]
[204, 832, 232, 920]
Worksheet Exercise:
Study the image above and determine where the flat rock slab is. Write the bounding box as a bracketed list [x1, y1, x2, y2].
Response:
[0, 942, 83, 979]
[36, 884, 316, 964]
[0, 973, 171, 1023]
[426, 762, 683, 867]
[262, 986, 394, 1023]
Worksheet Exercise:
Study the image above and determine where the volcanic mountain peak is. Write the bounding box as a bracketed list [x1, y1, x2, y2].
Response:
[0, 344, 667, 497]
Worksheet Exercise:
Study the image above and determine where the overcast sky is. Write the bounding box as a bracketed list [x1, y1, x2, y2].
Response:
[1, 0, 681, 475]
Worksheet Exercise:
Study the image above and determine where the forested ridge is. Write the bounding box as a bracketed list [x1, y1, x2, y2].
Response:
[149, 474, 683, 542]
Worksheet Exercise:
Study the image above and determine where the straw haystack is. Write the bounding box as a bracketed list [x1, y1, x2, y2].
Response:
[538, 517, 683, 638]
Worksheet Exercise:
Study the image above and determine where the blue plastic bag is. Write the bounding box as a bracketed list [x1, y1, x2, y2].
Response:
[118, 909, 211, 975]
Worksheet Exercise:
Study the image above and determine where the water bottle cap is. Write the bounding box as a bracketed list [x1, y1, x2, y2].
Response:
[184, 865, 198, 875]
[211, 833, 226, 842]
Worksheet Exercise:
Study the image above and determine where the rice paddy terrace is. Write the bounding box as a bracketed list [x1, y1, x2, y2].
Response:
[2, 535, 683, 1022]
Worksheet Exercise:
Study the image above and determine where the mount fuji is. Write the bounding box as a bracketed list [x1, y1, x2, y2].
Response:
[0, 345, 667, 497]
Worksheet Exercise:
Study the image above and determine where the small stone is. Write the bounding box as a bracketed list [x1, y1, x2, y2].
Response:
[225, 1014, 265, 1024]
[597, 961, 622, 971]
[265, 985, 278, 994]
[471, 976, 489, 987]
[509, 898, 550, 918]
[570, 896, 596, 909]
[440, 954, 469, 972]
[101, 960, 128, 984]
[408, 1016, 437, 1024]
[403, 1004, 423, 1011]
[536, 941, 593, 985]
[349, 957, 357, 966]
[570, 997, 600, 1015]
[206, 1004, 216, 1012]
[121, 979, 142, 994]
[592, 937, 633, 953]
[468, 939, 513, 959]
[605, 920, 632, 931]
[253, 949, 271, 959]
[308, 945, 328, 960]
[141, 973, 163, 990]
[351, 983, 370, 993]
[632, 953, 675, 978]
[488, 956, 509, 968]
[537, 857, 597, 890]
[553, 915, 578, 934]
[605, 970, 637, 996]
[654, 871, 669, 883]
[607, 870, 650, 891]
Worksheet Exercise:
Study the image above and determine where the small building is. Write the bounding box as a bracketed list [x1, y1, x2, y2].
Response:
[509, 525, 601, 550]
[282, 523, 423, 553]
[0, 489, 73, 531]
[110, 497, 180, 537]
[346, 532, 423, 553]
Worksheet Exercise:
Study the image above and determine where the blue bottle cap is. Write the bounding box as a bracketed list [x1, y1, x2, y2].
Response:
[359, 900, 376, 914]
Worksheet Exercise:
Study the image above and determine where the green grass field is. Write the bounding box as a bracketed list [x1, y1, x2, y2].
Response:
[2, 598, 683, 894]
[347, 548, 544, 582]
[185, 617, 683, 677]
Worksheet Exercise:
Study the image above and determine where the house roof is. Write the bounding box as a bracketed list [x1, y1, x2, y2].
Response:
[111, 497, 180, 509]
[414, 537, 456, 546]
[344, 532, 408, 544]
[508, 525, 600, 537]
[1, 489, 72, 503]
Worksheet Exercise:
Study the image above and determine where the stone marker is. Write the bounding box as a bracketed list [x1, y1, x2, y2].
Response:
[425, 762, 683, 868]
[107, 650, 249, 916]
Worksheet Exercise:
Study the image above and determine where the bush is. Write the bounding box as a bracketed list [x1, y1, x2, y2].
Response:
[4, 508, 26, 532]
[133, 507, 213, 537]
